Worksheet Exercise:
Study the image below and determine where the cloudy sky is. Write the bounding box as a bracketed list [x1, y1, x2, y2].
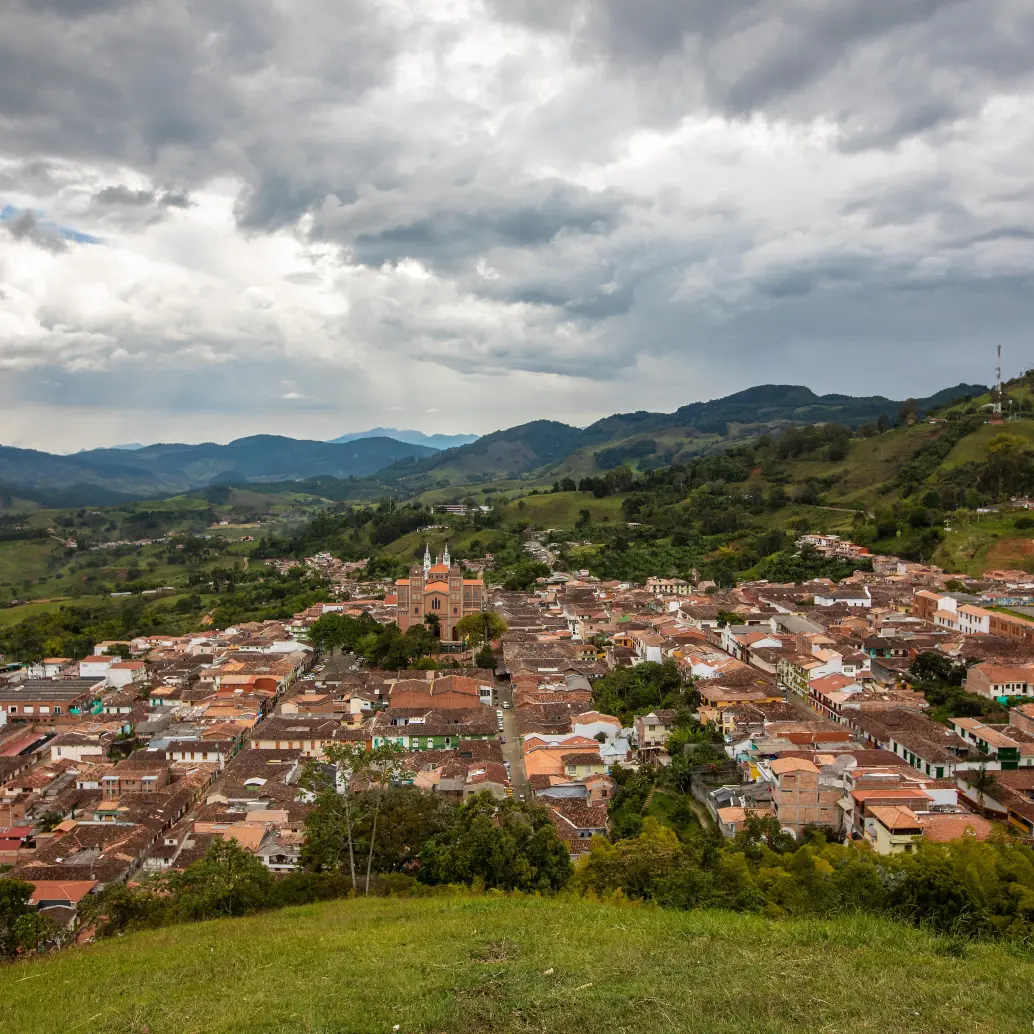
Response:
[2, 0, 1033, 451]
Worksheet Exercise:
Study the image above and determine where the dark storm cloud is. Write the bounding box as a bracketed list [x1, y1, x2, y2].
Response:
[4, 210, 67, 253]
[94, 186, 157, 207]
[33, 0, 133, 15]
[90, 186, 194, 224]
[492, 0, 1034, 146]
[0, 0, 397, 184]
[314, 180, 628, 271]
[158, 190, 191, 209]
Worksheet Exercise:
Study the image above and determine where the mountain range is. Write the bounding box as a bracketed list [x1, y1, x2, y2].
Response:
[0, 435, 435, 507]
[378, 382, 987, 488]
[328, 428, 479, 450]
[0, 382, 985, 506]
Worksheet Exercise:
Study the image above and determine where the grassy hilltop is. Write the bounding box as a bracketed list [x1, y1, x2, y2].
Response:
[1, 895, 1032, 1034]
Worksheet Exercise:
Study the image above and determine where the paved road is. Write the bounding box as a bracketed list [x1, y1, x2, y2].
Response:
[496, 681, 529, 798]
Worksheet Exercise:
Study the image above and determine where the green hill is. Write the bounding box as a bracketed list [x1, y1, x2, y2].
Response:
[2, 895, 1030, 1034]
[0, 436, 436, 505]
[378, 383, 986, 493]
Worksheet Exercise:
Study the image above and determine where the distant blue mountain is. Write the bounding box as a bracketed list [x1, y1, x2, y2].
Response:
[329, 428, 479, 451]
[75, 443, 143, 453]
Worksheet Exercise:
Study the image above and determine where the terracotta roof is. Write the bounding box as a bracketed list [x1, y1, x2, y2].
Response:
[769, 757, 820, 775]
[28, 880, 98, 905]
[869, 805, 923, 833]
[425, 581, 450, 593]
[920, 812, 994, 842]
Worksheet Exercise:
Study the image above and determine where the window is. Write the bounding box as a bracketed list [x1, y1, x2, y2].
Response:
[431, 597, 441, 611]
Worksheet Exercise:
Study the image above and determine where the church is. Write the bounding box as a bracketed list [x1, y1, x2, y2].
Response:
[395, 544, 485, 642]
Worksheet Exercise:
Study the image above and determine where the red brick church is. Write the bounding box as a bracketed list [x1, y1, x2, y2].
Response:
[396, 544, 485, 642]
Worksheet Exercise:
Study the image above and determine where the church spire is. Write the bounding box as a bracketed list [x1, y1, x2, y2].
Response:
[423, 543, 431, 575]
[443, 542, 451, 568]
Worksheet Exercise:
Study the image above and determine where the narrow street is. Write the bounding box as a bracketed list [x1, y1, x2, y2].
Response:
[496, 681, 529, 799]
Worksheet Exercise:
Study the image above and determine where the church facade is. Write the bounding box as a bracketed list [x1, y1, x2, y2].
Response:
[396, 544, 486, 642]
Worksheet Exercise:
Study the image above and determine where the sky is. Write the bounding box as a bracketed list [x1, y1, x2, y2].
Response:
[2, 0, 1033, 452]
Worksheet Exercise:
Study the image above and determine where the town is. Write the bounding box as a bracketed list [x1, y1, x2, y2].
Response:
[1, 520, 1033, 948]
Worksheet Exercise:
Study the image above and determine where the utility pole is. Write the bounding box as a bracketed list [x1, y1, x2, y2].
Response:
[993, 344, 1003, 417]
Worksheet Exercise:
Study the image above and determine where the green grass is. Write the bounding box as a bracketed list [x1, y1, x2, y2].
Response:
[0, 539, 65, 590]
[383, 527, 519, 560]
[933, 512, 1034, 575]
[0, 597, 84, 627]
[644, 789, 704, 834]
[2, 895, 1031, 1033]
[500, 492, 629, 528]
[942, 419, 1034, 469]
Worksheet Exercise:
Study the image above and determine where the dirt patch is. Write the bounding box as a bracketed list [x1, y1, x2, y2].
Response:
[986, 537, 1034, 569]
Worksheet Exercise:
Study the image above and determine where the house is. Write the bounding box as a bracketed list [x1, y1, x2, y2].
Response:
[808, 673, 863, 723]
[634, 710, 677, 750]
[630, 632, 667, 664]
[249, 717, 347, 756]
[950, 718, 1034, 770]
[716, 804, 775, 838]
[0, 679, 102, 725]
[547, 800, 608, 857]
[49, 730, 113, 763]
[867, 805, 993, 855]
[27, 659, 71, 678]
[645, 578, 691, 597]
[763, 757, 841, 834]
[562, 752, 608, 779]
[846, 709, 986, 778]
[100, 759, 172, 798]
[779, 648, 843, 698]
[965, 663, 1034, 701]
[867, 806, 925, 854]
[814, 586, 871, 609]
[106, 661, 147, 688]
[79, 655, 116, 679]
[371, 707, 497, 750]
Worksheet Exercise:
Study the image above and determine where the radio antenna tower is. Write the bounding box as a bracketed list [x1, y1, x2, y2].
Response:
[993, 344, 1003, 417]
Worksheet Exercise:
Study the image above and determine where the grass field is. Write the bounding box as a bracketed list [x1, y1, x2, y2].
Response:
[0, 597, 81, 627]
[501, 492, 629, 527]
[383, 527, 519, 561]
[1, 895, 1032, 1034]
[0, 538, 65, 589]
[942, 419, 1034, 469]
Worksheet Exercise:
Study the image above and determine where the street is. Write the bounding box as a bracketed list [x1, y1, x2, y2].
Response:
[496, 680, 529, 798]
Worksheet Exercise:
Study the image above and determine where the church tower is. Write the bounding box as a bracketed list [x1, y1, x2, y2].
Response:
[443, 542, 451, 568]
[423, 543, 431, 575]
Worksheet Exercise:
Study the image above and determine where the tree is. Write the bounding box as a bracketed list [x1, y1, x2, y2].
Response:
[419, 793, 572, 892]
[968, 764, 999, 807]
[0, 879, 33, 958]
[362, 742, 409, 896]
[301, 742, 374, 886]
[474, 645, 496, 670]
[453, 611, 508, 650]
[891, 857, 986, 935]
[13, 911, 59, 954]
[171, 837, 273, 921]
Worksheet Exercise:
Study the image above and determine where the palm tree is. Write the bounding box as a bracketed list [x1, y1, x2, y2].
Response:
[968, 764, 999, 812]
